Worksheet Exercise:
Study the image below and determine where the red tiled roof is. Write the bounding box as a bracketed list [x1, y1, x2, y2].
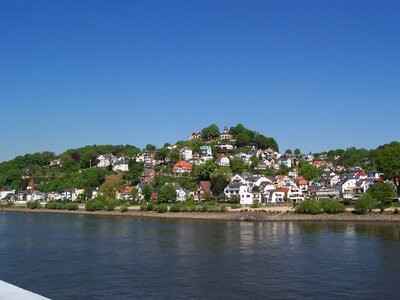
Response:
[173, 160, 192, 171]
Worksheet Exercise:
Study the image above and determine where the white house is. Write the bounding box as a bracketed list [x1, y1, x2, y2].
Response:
[215, 143, 234, 151]
[113, 162, 129, 172]
[216, 155, 230, 167]
[262, 189, 285, 204]
[199, 146, 212, 158]
[180, 147, 193, 161]
[97, 154, 114, 168]
[0, 190, 15, 200]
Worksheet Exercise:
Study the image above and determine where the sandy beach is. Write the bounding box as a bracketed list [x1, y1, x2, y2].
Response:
[2, 206, 400, 223]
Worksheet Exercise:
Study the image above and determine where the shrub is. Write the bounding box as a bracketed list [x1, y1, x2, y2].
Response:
[321, 200, 345, 214]
[66, 203, 79, 210]
[201, 205, 208, 212]
[230, 204, 242, 209]
[27, 201, 40, 209]
[85, 200, 105, 211]
[140, 204, 147, 211]
[170, 204, 181, 212]
[146, 203, 155, 211]
[120, 205, 128, 213]
[295, 200, 322, 214]
[394, 208, 399, 214]
[106, 200, 119, 211]
[251, 202, 261, 209]
[157, 203, 168, 213]
[354, 194, 376, 214]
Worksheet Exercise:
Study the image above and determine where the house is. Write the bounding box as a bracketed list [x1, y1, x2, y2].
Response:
[194, 181, 212, 201]
[215, 142, 234, 151]
[189, 132, 201, 140]
[0, 190, 15, 200]
[168, 183, 188, 202]
[216, 155, 230, 167]
[113, 161, 129, 172]
[235, 153, 252, 164]
[117, 185, 134, 201]
[296, 178, 309, 194]
[180, 147, 193, 161]
[49, 159, 62, 167]
[199, 146, 212, 158]
[255, 160, 271, 170]
[62, 188, 84, 201]
[308, 186, 340, 200]
[263, 148, 281, 160]
[288, 171, 299, 178]
[97, 154, 115, 168]
[219, 126, 234, 140]
[262, 189, 286, 204]
[141, 168, 156, 183]
[173, 160, 192, 174]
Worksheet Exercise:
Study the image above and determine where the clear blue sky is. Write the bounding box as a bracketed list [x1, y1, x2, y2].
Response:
[1, 0, 399, 162]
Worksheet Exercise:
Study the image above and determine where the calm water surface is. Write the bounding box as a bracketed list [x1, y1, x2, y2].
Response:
[0, 212, 399, 299]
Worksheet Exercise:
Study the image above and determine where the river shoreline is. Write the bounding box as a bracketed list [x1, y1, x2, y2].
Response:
[2, 206, 400, 222]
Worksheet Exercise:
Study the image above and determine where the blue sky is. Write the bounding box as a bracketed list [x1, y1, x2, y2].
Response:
[0, 0, 399, 161]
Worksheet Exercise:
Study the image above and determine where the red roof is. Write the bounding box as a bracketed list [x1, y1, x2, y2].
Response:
[173, 160, 192, 171]
[297, 179, 309, 185]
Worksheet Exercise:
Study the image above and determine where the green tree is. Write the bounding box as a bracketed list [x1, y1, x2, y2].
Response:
[100, 177, 123, 202]
[294, 149, 301, 156]
[298, 161, 320, 181]
[145, 144, 156, 151]
[142, 184, 152, 201]
[230, 157, 246, 174]
[374, 142, 400, 194]
[155, 148, 169, 162]
[285, 149, 292, 154]
[211, 166, 233, 181]
[354, 194, 376, 214]
[367, 182, 396, 210]
[201, 124, 220, 140]
[194, 160, 217, 181]
[157, 184, 177, 203]
[211, 174, 229, 196]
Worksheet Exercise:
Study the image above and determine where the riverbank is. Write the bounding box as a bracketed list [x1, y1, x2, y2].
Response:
[2, 206, 400, 222]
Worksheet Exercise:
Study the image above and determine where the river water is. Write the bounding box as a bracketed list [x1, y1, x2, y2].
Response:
[0, 211, 399, 299]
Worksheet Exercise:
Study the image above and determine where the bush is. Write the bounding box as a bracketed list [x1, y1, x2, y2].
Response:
[66, 203, 79, 210]
[201, 205, 208, 212]
[230, 204, 242, 209]
[120, 205, 129, 213]
[46, 202, 67, 210]
[157, 203, 168, 213]
[27, 201, 40, 209]
[321, 200, 345, 214]
[170, 203, 181, 212]
[85, 200, 105, 211]
[394, 208, 399, 214]
[354, 194, 376, 214]
[295, 200, 322, 214]
[146, 203, 155, 211]
[106, 200, 119, 211]
[251, 202, 261, 209]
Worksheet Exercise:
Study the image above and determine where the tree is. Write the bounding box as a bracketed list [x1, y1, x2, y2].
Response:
[157, 184, 177, 203]
[130, 188, 138, 201]
[294, 149, 301, 156]
[298, 161, 320, 181]
[193, 160, 217, 181]
[142, 184, 152, 201]
[100, 177, 123, 202]
[201, 124, 220, 140]
[211, 175, 229, 196]
[230, 157, 246, 174]
[211, 166, 232, 181]
[354, 194, 376, 214]
[145, 144, 156, 151]
[367, 182, 396, 210]
[374, 142, 400, 195]
[285, 149, 292, 154]
[155, 148, 169, 162]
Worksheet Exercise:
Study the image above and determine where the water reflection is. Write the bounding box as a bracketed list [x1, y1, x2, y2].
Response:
[1, 212, 400, 300]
